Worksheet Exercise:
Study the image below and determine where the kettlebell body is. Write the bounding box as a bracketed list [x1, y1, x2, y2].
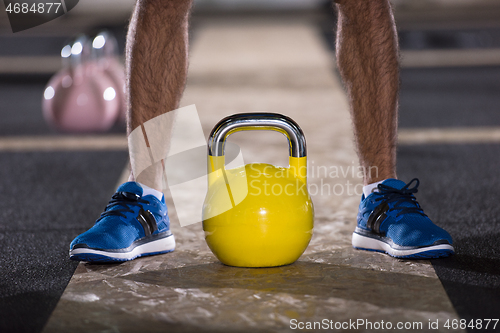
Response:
[43, 35, 120, 132]
[92, 31, 127, 124]
[101, 58, 126, 123]
[43, 63, 119, 132]
[202, 113, 314, 267]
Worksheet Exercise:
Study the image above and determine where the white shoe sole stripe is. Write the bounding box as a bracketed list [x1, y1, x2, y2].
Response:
[70, 235, 176, 260]
[352, 233, 454, 257]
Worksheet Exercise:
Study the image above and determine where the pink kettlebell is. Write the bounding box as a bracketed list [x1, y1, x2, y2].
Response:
[92, 30, 126, 124]
[42, 35, 120, 132]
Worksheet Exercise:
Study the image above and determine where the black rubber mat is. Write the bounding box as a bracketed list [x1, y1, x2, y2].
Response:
[399, 66, 500, 129]
[0, 36, 70, 57]
[0, 78, 126, 136]
[319, 17, 500, 129]
[0, 150, 128, 333]
[399, 28, 500, 50]
[398, 66, 500, 332]
[0, 27, 126, 57]
[319, 8, 500, 51]
[398, 144, 500, 330]
[0, 77, 55, 136]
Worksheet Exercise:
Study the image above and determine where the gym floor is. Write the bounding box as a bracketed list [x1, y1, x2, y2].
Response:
[1, 1, 500, 332]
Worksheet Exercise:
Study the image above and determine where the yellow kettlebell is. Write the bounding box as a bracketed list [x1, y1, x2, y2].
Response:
[202, 113, 314, 267]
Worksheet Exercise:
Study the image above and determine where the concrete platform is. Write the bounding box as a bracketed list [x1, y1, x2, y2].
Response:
[42, 19, 461, 332]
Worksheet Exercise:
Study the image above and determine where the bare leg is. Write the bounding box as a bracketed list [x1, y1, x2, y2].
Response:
[335, 0, 399, 185]
[126, 0, 192, 190]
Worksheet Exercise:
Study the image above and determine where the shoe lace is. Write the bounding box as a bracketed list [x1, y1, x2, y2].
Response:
[98, 192, 149, 221]
[374, 178, 427, 218]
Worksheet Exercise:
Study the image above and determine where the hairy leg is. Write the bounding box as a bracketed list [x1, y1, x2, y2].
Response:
[335, 0, 399, 185]
[126, 0, 192, 190]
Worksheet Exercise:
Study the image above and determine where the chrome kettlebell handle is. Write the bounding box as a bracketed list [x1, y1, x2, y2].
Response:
[208, 113, 307, 158]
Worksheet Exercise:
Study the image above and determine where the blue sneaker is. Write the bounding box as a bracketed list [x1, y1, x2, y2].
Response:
[352, 178, 454, 259]
[70, 182, 175, 262]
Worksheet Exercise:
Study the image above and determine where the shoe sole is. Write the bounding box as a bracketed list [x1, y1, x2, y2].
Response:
[352, 229, 454, 259]
[70, 234, 176, 263]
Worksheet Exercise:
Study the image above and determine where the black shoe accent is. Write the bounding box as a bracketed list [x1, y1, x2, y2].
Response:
[367, 201, 389, 234]
[137, 208, 158, 236]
